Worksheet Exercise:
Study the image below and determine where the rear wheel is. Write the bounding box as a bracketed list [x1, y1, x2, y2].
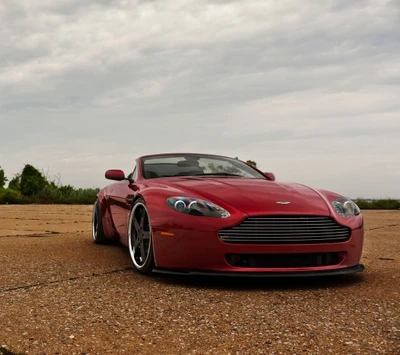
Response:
[128, 199, 155, 274]
[92, 199, 108, 244]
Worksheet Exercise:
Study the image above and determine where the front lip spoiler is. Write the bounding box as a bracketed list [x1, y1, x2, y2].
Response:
[152, 264, 365, 278]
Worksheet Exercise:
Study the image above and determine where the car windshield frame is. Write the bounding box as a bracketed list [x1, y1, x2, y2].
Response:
[140, 154, 266, 180]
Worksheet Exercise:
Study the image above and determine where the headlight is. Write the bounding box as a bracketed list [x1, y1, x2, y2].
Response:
[332, 197, 361, 217]
[166, 197, 230, 218]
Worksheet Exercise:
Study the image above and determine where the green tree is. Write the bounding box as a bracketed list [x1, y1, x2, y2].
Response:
[235, 157, 257, 168]
[20, 164, 48, 196]
[8, 174, 21, 191]
[246, 160, 257, 167]
[0, 166, 7, 188]
[207, 162, 241, 175]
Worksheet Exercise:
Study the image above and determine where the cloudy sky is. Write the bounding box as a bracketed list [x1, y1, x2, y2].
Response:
[0, 0, 399, 198]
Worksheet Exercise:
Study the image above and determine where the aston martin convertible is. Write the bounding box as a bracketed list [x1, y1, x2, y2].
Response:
[92, 153, 364, 276]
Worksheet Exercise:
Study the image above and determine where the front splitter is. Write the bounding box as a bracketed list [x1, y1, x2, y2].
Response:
[152, 264, 365, 278]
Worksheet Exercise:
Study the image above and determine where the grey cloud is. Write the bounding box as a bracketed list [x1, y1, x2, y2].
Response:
[42, 0, 120, 16]
[0, 0, 399, 197]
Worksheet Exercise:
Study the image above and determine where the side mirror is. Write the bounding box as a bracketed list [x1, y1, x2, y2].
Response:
[264, 172, 275, 181]
[105, 169, 126, 181]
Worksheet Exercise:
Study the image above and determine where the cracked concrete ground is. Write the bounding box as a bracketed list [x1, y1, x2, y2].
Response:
[0, 205, 399, 355]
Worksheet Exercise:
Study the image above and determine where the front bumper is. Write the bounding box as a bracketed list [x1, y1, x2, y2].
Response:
[151, 208, 364, 273]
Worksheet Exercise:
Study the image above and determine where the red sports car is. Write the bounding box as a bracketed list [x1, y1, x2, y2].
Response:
[92, 153, 364, 277]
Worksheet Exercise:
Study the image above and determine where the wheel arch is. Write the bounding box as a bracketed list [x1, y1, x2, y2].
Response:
[130, 194, 146, 210]
[94, 190, 116, 240]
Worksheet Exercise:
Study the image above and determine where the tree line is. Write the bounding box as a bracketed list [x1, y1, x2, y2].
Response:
[0, 164, 398, 208]
[0, 164, 99, 204]
[353, 198, 400, 210]
[0, 159, 258, 205]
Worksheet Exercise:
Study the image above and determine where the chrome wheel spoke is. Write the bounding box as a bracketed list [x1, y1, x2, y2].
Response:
[142, 231, 150, 240]
[133, 219, 141, 234]
[133, 236, 140, 249]
[139, 239, 146, 261]
[139, 208, 146, 228]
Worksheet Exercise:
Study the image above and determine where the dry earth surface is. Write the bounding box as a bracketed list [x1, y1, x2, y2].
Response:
[0, 205, 399, 355]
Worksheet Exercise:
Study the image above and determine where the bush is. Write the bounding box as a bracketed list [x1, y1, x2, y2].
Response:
[31, 185, 99, 204]
[0, 164, 99, 205]
[0, 189, 29, 204]
[34, 185, 63, 204]
[60, 188, 100, 204]
[355, 199, 400, 210]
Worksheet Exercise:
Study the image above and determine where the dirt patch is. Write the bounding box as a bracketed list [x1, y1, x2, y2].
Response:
[0, 205, 92, 237]
[0, 206, 399, 354]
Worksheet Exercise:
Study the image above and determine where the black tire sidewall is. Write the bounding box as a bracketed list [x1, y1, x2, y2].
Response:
[92, 199, 108, 244]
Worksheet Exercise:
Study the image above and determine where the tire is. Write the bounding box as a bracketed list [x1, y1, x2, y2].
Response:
[92, 199, 108, 244]
[128, 199, 155, 274]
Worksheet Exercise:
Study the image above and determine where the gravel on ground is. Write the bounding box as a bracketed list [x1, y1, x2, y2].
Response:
[0, 205, 399, 355]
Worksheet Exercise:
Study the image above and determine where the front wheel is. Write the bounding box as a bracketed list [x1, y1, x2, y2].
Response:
[128, 199, 155, 274]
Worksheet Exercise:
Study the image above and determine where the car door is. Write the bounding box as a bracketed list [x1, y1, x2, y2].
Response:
[108, 167, 138, 240]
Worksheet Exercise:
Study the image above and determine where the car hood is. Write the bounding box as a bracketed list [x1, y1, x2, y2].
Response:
[167, 177, 331, 216]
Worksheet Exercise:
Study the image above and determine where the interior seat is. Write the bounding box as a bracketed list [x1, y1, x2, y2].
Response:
[143, 170, 159, 179]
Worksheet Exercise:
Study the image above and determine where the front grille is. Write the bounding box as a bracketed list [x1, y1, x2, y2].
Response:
[226, 252, 340, 268]
[219, 216, 351, 244]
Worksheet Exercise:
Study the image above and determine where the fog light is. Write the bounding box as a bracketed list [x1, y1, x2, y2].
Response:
[227, 254, 241, 266]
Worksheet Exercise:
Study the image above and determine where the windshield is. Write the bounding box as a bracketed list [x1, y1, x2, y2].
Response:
[141, 154, 265, 179]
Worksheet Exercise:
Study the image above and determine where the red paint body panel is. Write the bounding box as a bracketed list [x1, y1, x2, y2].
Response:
[97, 153, 364, 275]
